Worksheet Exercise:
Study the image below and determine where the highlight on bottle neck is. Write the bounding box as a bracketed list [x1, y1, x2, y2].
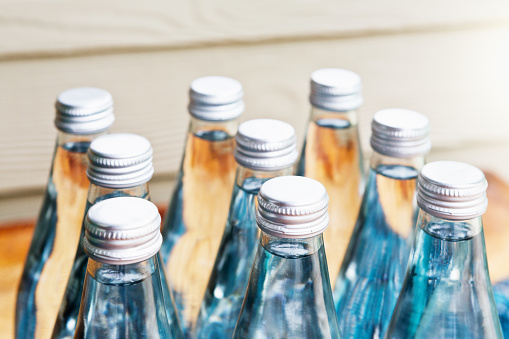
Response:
[54, 87, 115, 135]
[417, 161, 488, 221]
[309, 68, 363, 112]
[234, 119, 298, 171]
[86, 133, 154, 189]
[256, 176, 329, 239]
[84, 197, 162, 265]
[188, 76, 244, 121]
[370, 108, 431, 158]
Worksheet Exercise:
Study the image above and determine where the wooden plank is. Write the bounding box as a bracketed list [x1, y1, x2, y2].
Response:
[1, 25, 509, 196]
[1, 0, 509, 60]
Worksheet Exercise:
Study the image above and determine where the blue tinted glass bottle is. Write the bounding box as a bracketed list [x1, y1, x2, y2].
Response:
[74, 197, 183, 338]
[52, 133, 182, 338]
[160, 76, 243, 337]
[195, 119, 298, 339]
[297, 68, 365, 283]
[16, 88, 114, 339]
[333, 109, 430, 338]
[386, 161, 502, 338]
[233, 176, 341, 338]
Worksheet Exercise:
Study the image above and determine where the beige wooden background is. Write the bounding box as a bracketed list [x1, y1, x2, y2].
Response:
[1, 0, 509, 222]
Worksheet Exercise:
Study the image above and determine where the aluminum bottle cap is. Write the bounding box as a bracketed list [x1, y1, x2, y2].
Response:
[55, 87, 115, 134]
[310, 68, 363, 112]
[235, 119, 298, 171]
[256, 176, 329, 239]
[370, 108, 431, 158]
[188, 76, 244, 121]
[84, 197, 162, 265]
[87, 133, 154, 189]
[417, 161, 488, 221]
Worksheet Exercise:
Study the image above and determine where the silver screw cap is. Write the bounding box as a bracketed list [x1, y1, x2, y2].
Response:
[417, 161, 488, 221]
[84, 197, 162, 265]
[55, 87, 115, 135]
[370, 108, 431, 158]
[256, 176, 329, 239]
[235, 119, 298, 171]
[188, 76, 244, 121]
[87, 133, 154, 189]
[310, 68, 363, 112]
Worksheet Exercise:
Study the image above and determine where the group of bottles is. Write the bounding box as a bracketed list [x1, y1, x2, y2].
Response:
[13, 70, 508, 339]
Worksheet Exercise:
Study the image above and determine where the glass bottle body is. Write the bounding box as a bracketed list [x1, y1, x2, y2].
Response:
[52, 184, 153, 338]
[195, 165, 293, 339]
[386, 212, 503, 338]
[333, 153, 423, 338]
[233, 232, 341, 339]
[16, 131, 102, 339]
[160, 117, 238, 336]
[297, 107, 364, 283]
[493, 281, 509, 336]
[74, 255, 181, 339]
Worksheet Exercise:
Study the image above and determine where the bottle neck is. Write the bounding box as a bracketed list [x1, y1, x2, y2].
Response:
[87, 182, 150, 205]
[417, 210, 483, 242]
[310, 106, 358, 127]
[260, 231, 324, 258]
[370, 150, 425, 172]
[56, 130, 106, 148]
[189, 116, 239, 138]
[87, 256, 157, 286]
[235, 164, 294, 192]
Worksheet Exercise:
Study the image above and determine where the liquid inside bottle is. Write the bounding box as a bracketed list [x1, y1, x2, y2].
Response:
[233, 233, 341, 339]
[333, 163, 418, 338]
[298, 111, 364, 283]
[74, 256, 177, 339]
[161, 123, 237, 336]
[16, 138, 92, 339]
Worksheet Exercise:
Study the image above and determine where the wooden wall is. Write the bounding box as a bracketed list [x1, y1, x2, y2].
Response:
[1, 0, 509, 222]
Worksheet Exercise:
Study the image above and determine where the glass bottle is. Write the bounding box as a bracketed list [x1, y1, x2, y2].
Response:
[297, 68, 365, 283]
[233, 176, 341, 338]
[493, 282, 509, 336]
[160, 76, 243, 336]
[333, 109, 430, 338]
[386, 161, 503, 338]
[74, 197, 182, 338]
[194, 119, 298, 339]
[52, 133, 181, 338]
[16, 88, 115, 339]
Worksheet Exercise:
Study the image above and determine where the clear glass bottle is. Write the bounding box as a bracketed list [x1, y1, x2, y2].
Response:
[297, 68, 365, 283]
[333, 109, 430, 338]
[233, 176, 341, 338]
[74, 197, 182, 338]
[194, 119, 298, 339]
[386, 161, 503, 338]
[493, 282, 509, 336]
[16, 88, 115, 339]
[160, 76, 243, 336]
[52, 133, 182, 338]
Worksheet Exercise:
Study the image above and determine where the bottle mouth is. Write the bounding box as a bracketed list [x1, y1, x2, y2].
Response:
[370, 108, 431, 158]
[256, 176, 329, 239]
[417, 161, 488, 221]
[54, 87, 115, 135]
[86, 133, 154, 188]
[234, 119, 298, 170]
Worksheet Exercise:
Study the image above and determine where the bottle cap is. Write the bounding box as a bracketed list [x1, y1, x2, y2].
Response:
[370, 108, 431, 158]
[55, 87, 115, 135]
[84, 197, 162, 265]
[310, 68, 363, 112]
[256, 176, 329, 239]
[188, 76, 244, 121]
[87, 133, 154, 188]
[235, 119, 298, 171]
[417, 161, 488, 221]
